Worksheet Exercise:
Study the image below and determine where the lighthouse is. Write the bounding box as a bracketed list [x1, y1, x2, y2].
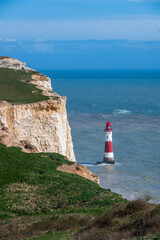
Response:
[103, 121, 114, 164]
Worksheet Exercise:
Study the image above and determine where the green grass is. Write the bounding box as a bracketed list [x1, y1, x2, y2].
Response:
[0, 142, 126, 240]
[0, 145, 159, 240]
[0, 68, 49, 104]
[0, 142, 124, 218]
[75, 199, 160, 240]
[29, 232, 160, 240]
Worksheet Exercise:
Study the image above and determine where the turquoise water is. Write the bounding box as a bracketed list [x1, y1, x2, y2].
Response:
[43, 70, 160, 202]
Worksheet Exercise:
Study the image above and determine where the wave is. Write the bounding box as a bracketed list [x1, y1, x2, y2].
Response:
[92, 104, 96, 107]
[82, 163, 96, 167]
[113, 109, 131, 115]
[82, 162, 121, 167]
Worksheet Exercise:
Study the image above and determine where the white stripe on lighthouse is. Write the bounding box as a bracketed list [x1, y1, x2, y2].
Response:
[105, 132, 112, 142]
[104, 152, 114, 158]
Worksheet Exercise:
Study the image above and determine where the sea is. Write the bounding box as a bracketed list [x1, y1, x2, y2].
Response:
[42, 70, 160, 203]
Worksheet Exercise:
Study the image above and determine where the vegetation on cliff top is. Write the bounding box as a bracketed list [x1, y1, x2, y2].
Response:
[0, 143, 159, 240]
[0, 68, 49, 104]
[0, 142, 126, 239]
[0, 142, 124, 217]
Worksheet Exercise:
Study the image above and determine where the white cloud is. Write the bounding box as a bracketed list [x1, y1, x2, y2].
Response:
[34, 39, 47, 42]
[34, 42, 55, 53]
[0, 38, 16, 42]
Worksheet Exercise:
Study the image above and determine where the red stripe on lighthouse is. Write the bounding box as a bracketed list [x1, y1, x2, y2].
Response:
[105, 142, 113, 153]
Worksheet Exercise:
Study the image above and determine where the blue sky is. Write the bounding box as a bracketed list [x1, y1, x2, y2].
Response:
[0, 0, 160, 69]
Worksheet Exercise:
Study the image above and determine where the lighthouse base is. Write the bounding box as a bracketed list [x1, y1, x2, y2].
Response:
[103, 157, 114, 164]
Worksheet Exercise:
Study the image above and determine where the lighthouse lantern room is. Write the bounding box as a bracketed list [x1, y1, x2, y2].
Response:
[103, 121, 114, 164]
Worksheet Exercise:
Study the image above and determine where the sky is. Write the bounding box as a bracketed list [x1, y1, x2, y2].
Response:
[0, 0, 160, 69]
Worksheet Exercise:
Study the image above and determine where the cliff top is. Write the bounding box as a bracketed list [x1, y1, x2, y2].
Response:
[0, 56, 10, 60]
[0, 56, 32, 70]
[0, 68, 50, 104]
[0, 56, 58, 104]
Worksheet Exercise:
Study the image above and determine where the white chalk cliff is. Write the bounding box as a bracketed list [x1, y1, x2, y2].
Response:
[0, 57, 76, 162]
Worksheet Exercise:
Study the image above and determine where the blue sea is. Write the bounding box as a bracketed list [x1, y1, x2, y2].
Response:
[43, 70, 160, 203]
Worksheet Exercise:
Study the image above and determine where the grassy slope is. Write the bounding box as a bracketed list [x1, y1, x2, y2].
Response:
[0, 143, 125, 239]
[0, 143, 123, 217]
[0, 68, 49, 104]
[75, 199, 160, 240]
[27, 231, 75, 240]
[29, 232, 160, 240]
[1, 143, 159, 240]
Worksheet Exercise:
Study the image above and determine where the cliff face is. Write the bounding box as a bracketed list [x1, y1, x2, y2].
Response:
[0, 57, 76, 162]
[0, 99, 75, 162]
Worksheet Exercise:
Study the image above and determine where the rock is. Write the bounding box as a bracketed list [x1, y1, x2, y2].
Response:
[0, 57, 33, 70]
[57, 163, 100, 185]
[1, 133, 23, 149]
[31, 74, 52, 91]
[20, 140, 38, 152]
[1, 126, 8, 131]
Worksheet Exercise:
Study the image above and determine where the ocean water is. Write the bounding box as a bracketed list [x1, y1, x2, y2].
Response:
[42, 70, 160, 203]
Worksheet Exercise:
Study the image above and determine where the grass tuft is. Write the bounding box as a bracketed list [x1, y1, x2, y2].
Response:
[74, 199, 160, 240]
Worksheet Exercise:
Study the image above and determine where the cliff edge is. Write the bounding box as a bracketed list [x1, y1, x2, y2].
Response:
[0, 57, 76, 162]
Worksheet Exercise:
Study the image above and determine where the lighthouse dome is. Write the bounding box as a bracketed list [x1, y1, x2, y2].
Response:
[104, 121, 113, 132]
[106, 121, 111, 126]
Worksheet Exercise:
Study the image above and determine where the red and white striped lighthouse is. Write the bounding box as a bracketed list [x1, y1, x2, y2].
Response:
[103, 121, 114, 164]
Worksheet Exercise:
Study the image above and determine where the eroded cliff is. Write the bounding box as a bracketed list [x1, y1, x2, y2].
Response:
[0, 99, 75, 161]
[0, 57, 76, 162]
[57, 163, 100, 184]
[0, 57, 101, 184]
